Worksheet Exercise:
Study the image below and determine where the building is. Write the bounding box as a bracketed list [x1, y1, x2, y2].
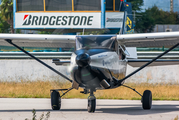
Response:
[14, 0, 133, 35]
[154, 24, 179, 32]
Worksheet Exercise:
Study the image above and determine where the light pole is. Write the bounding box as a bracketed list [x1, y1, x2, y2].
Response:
[170, 0, 173, 12]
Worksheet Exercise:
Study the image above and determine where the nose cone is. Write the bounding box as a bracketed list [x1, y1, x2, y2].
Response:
[76, 53, 91, 67]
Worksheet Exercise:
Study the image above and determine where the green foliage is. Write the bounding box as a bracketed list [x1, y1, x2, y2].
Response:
[0, 0, 13, 20]
[39, 31, 53, 34]
[0, 17, 10, 33]
[135, 6, 179, 33]
[150, 6, 178, 24]
[135, 9, 155, 33]
[127, 0, 143, 11]
[0, 0, 13, 33]
[16, 29, 21, 33]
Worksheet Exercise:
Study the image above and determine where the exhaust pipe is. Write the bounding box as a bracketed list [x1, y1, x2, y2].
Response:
[100, 79, 110, 89]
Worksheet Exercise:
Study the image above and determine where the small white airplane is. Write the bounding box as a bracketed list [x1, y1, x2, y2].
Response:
[0, 31, 179, 112]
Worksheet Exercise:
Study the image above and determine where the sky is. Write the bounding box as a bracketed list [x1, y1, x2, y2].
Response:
[141, 0, 179, 12]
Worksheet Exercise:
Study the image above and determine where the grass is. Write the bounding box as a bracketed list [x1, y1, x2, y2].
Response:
[174, 115, 179, 120]
[25, 109, 50, 120]
[0, 81, 179, 100]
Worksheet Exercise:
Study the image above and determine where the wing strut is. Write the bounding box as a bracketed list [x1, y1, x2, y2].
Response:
[117, 43, 179, 86]
[5, 39, 73, 83]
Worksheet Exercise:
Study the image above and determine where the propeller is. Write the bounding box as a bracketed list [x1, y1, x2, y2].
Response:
[76, 53, 91, 67]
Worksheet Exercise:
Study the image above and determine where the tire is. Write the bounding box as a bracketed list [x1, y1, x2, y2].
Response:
[142, 90, 152, 110]
[51, 90, 61, 110]
[87, 96, 96, 113]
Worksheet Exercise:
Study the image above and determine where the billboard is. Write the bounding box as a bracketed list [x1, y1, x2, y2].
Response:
[105, 12, 124, 28]
[15, 13, 101, 29]
[121, 2, 134, 34]
[15, 12, 124, 29]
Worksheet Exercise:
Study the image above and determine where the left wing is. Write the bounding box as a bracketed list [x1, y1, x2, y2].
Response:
[128, 59, 179, 67]
[117, 31, 179, 47]
[117, 31, 179, 67]
[0, 34, 76, 48]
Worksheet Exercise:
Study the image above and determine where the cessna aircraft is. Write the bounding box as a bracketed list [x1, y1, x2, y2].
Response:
[0, 31, 179, 112]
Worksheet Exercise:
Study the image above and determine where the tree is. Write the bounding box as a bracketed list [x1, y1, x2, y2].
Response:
[0, 0, 13, 33]
[127, 0, 143, 11]
[0, 17, 10, 33]
[135, 11, 155, 33]
[135, 6, 179, 33]
[39, 31, 53, 34]
[150, 6, 178, 24]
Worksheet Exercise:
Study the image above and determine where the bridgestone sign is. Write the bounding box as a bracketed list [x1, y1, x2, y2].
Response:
[105, 12, 124, 28]
[15, 13, 101, 28]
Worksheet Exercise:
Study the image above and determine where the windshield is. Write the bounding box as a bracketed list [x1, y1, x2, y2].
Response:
[76, 35, 117, 50]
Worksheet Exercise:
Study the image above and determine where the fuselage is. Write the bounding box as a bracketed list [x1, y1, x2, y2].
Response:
[68, 35, 127, 90]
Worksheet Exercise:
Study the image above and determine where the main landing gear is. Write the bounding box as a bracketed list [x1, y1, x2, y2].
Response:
[142, 90, 152, 109]
[51, 90, 61, 110]
[50, 88, 73, 110]
[122, 85, 152, 110]
[51, 86, 152, 112]
[51, 88, 97, 113]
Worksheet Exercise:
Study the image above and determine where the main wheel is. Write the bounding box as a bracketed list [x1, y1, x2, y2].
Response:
[51, 90, 61, 110]
[142, 90, 152, 110]
[87, 96, 96, 113]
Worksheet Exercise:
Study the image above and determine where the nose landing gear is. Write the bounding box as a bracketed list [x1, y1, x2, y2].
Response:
[87, 90, 96, 113]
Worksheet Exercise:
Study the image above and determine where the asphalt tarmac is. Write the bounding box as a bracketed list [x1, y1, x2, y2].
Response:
[0, 98, 179, 120]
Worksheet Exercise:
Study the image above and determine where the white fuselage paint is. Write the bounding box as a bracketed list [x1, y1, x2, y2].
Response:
[68, 51, 127, 81]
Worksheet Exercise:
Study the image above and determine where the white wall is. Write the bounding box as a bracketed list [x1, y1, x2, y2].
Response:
[0, 60, 70, 82]
[0, 59, 179, 84]
[126, 65, 179, 84]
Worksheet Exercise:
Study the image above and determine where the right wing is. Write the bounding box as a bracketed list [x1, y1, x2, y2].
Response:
[0, 34, 76, 48]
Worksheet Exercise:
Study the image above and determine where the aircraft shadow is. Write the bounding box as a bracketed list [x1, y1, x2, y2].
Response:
[96, 104, 179, 115]
[0, 104, 178, 115]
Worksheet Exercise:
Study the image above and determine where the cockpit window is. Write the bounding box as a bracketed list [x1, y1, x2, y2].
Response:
[76, 36, 117, 50]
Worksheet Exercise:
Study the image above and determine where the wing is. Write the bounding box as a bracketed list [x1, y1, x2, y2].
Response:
[0, 34, 76, 48]
[117, 32, 179, 47]
[128, 59, 179, 67]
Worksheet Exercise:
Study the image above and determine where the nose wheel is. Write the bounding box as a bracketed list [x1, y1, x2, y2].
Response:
[87, 89, 96, 113]
[88, 96, 96, 112]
